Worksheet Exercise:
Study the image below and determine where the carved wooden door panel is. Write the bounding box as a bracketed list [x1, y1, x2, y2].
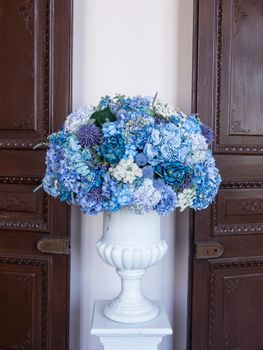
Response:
[191, 0, 263, 349]
[0, 1, 72, 349]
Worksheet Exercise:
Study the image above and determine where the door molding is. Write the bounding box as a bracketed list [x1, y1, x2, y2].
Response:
[0, 1, 72, 348]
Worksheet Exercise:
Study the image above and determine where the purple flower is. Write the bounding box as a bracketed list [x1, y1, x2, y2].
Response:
[77, 124, 102, 148]
[78, 187, 104, 215]
[142, 165, 154, 179]
[155, 117, 162, 124]
[201, 124, 214, 144]
[155, 117, 167, 124]
[87, 187, 103, 202]
[135, 153, 148, 167]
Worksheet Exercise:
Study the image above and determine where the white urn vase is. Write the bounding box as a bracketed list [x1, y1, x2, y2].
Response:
[96, 208, 168, 324]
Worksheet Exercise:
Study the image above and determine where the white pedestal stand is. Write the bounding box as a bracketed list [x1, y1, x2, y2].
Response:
[91, 300, 173, 350]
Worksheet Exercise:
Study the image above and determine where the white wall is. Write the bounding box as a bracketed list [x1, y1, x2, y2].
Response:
[70, 1, 193, 349]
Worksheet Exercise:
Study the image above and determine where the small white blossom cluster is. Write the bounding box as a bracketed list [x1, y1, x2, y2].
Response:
[177, 188, 196, 211]
[154, 102, 188, 120]
[154, 102, 179, 119]
[64, 106, 95, 132]
[109, 157, 142, 184]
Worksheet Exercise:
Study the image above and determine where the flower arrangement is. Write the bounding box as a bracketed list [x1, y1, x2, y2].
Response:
[41, 95, 221, 216]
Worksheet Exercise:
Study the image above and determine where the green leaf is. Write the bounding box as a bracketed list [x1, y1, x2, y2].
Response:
[93, 155, 105, 165]
[90, 107, 116, 126]
[113, 94, 126, 101]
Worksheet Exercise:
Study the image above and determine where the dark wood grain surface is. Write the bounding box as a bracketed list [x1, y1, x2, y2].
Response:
[190, 0, 263, 349]
[0, 1, 72, 349]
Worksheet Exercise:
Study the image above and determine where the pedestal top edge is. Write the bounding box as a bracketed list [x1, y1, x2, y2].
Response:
[90, 300, 173, 336]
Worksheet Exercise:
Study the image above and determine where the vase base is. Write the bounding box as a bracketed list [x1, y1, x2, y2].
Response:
[103, 298, 159, 324]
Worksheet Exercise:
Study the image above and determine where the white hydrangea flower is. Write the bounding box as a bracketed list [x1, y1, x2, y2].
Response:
[130, 179, 162, 214]
[191, 151, 206, 163]
[189, 134, 209, 163]
[109, 157, 142, 184]
[177, 188, 196, 211]
[192, 134, 208, 150]
[64, 106, 95, 133]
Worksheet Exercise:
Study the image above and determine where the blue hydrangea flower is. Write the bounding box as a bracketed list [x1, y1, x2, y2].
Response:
[144, 143, 159, 164]
[64, 106, 95, 132]
[98, 96, 118, 113]
[190, 155, 221, 209]
[102, 174, 134, 211]
[43, 171, 59, 197]
[118, 96, 152, 116]
[57, 183, 72, 202]
[48, 130, 69, 146]
[43, 131, 68, 196]
[42, 94, 221, 216]
[123, 117, 154, 150]
[116, 108, 128, 120]
[155, 185, 177, 215]
[182, 115, 202, 134]
[45, 143, 63, 173]
[77, 187, 104, 215]
[102, 122, 120, 137]
[130, 179, 161, 214]
[191, 170, 221, 210]
[144, 123, 183, 164]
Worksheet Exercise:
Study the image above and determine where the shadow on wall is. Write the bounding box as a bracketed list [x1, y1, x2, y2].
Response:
[70, 206, 81, 350]
[173, 0, 193, 349]
[175, 0, 194, 113]
[70, 0, 88, 346]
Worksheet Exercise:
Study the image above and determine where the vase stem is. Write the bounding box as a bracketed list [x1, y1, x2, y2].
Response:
[117, 269, 145, 302]
[104, 268, 159, 324]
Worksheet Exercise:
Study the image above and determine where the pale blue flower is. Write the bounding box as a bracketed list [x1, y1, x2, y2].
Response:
[135, 153, 148, 167]
[142, 165, 154, 179]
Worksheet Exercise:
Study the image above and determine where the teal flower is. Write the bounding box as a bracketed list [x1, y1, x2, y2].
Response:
[98, 135, 125, 165]
[155, 162, 191, 189]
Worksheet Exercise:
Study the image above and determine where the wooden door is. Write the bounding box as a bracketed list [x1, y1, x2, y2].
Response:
[0, 1, 72, 349]
[191, 0, 263, 349]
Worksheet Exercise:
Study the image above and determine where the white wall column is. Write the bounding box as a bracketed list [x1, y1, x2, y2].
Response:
[70, 0, 193, 349]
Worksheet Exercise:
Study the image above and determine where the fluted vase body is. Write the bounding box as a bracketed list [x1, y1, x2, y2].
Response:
[96, 208, 168, 324]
